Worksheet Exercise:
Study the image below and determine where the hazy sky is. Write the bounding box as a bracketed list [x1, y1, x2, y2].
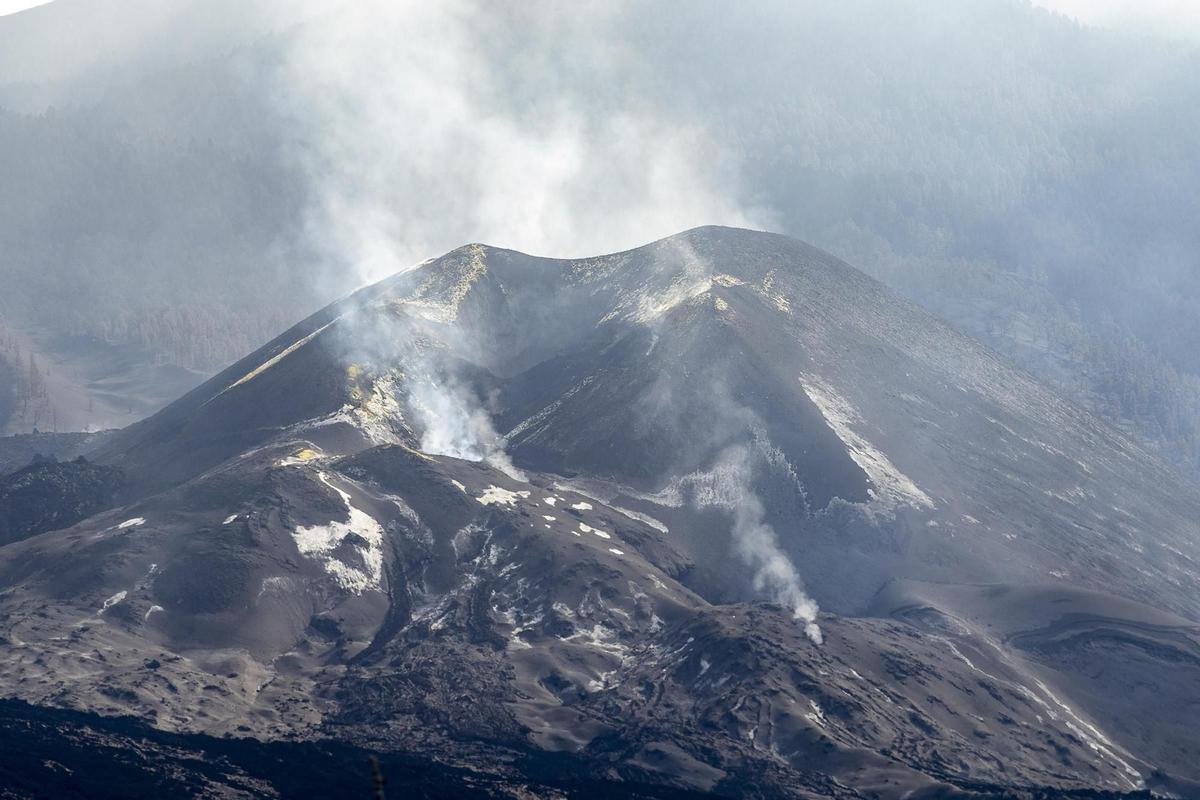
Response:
[2, 0, 1199, 35]
[1033, 0, 1200, 37]
[0, 0, 48, 16]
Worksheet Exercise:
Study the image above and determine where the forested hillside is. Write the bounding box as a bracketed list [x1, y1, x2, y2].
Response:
[624, 0, 1200, 471]
[0, 51, 312, 370]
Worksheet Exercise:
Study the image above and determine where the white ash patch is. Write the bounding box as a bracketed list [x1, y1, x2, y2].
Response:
[570, 501, 593, 511]
[610, 505, 669, 533]
[477, 485, 530, 506]
[289, 407, 355, 432]
[257, 576, 296, 599]
[504, 608, 544, 652]
[562, 622, 630, 660]
[143, 605, 164, 622]
[1043, 485, 1091, 505]
[291, 472, 385, 594]
[223, 514, 238, 525]
[276, 455, 312, 467]
[587, 670, 619, 692]
[579, 523, 611, 540]
[543, 515, 557, 521]
[608, 547, 625, 556]
[543, 496, 559, 507]
[799, 374, 934, 510]
[451, 480, 467, 493]
[98, 591, 127, 614]
[118, 517, 145, 529]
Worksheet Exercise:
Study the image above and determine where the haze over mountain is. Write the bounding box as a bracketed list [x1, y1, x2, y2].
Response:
[1, 228, 1197, 797]
[1, 0, 1200, 484]
[2, 2, 1200, 797]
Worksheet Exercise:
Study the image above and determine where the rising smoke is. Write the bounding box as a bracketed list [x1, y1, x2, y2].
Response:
[274, 0, 751, 459]
[631, 238, 823, 643]
[274, 0, 756, 294]
[654, 443, 823, 644]
[406, 367, 525, 481]
[274, 1, 818, 638]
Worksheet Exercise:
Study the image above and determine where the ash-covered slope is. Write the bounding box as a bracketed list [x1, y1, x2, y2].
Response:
[93, 226, 1200, 620]
[0, 440, 1173, 798]
[2, 227, 1198, 797]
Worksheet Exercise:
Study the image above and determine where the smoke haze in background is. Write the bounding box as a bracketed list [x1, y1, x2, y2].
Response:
[0, 1, 49, 16]
[3, 1, 1200, 477]
[1032, 0, 1200, 38]
[277, 0, 759, 293]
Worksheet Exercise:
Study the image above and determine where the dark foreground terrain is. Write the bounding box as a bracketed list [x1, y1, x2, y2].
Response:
[0, 700, 725, 799]
[0, 700, 1170, 800]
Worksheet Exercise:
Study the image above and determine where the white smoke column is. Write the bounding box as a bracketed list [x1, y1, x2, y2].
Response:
[624, 238, 820, 643]
[667, 445, 822, 644]
[271, 1, 760, 480]
[731, 482, 823, 644]
[407, 371, 525, 481]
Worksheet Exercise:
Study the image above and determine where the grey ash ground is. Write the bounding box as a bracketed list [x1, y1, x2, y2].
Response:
[0, 227, 1197, 798]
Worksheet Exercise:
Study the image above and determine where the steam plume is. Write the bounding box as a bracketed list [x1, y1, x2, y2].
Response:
[664, 444, 823, 644]
[407, 370, 524, 480]
[276, 0, 755, 294]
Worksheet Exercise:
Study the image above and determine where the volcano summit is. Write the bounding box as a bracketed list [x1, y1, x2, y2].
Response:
[1, 227, 1198, 798]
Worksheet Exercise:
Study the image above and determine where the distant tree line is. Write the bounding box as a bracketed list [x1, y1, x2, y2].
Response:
[0, 323, 55, 433]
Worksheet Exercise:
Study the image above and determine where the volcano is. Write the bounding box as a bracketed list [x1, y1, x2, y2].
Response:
[1, 227, 1198, 798]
